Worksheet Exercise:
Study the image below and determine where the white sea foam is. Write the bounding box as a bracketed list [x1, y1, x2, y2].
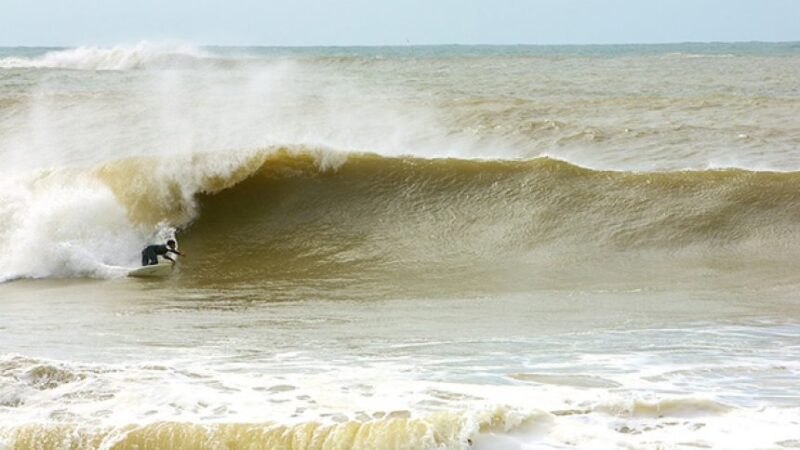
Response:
[0, 171, 141, 281]
[1, 347, 798, 449]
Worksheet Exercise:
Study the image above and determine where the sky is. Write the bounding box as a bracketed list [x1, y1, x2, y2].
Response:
[1, 0, 799, 47]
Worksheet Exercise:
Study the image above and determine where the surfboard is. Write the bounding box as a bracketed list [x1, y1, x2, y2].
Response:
[128, 263, 173, 278]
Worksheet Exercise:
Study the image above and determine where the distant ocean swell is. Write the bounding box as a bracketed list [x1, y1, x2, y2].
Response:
[0, 43, 213, 70]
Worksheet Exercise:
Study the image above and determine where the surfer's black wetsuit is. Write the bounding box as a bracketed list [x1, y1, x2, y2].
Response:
[141, 244, 181, 266]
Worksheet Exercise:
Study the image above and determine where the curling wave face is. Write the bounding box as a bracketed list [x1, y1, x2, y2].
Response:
[179, 150, 800, 294]
[3, 147, 800, 291]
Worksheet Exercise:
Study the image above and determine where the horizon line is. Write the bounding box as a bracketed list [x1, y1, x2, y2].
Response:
[1, 39, 799, 49]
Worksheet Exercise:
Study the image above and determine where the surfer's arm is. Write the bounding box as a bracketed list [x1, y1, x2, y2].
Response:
[163, 255, 176, 263]
[167, 249, 182, 256]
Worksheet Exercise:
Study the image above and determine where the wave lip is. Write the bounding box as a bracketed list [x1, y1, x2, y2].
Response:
[0, 42, 210, 70]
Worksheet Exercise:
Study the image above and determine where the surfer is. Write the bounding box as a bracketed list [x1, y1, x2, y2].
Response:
[141, 239, 183, 266]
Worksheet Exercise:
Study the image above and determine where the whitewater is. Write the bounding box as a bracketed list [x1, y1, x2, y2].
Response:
[1, 42, 800, 449]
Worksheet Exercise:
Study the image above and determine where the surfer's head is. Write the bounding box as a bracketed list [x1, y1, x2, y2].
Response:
[166, 239, 177, 249]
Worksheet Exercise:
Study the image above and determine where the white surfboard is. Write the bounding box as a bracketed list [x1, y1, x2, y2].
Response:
[128, 263, 173, 278]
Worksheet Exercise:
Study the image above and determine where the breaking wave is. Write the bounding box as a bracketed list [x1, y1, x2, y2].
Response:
[3, 147, 800, 292]
[0, 42, 211, 70]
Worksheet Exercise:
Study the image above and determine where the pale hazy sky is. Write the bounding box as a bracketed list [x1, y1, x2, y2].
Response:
[2, 0, 799, 46]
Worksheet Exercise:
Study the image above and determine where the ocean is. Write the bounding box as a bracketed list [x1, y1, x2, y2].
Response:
[1, 42, 799, 449]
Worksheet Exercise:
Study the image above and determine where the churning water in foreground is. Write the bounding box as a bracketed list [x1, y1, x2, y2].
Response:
[1, 42, 800, 449]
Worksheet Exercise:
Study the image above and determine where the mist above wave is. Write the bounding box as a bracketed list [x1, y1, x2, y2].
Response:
[2, 41, 799, 174]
